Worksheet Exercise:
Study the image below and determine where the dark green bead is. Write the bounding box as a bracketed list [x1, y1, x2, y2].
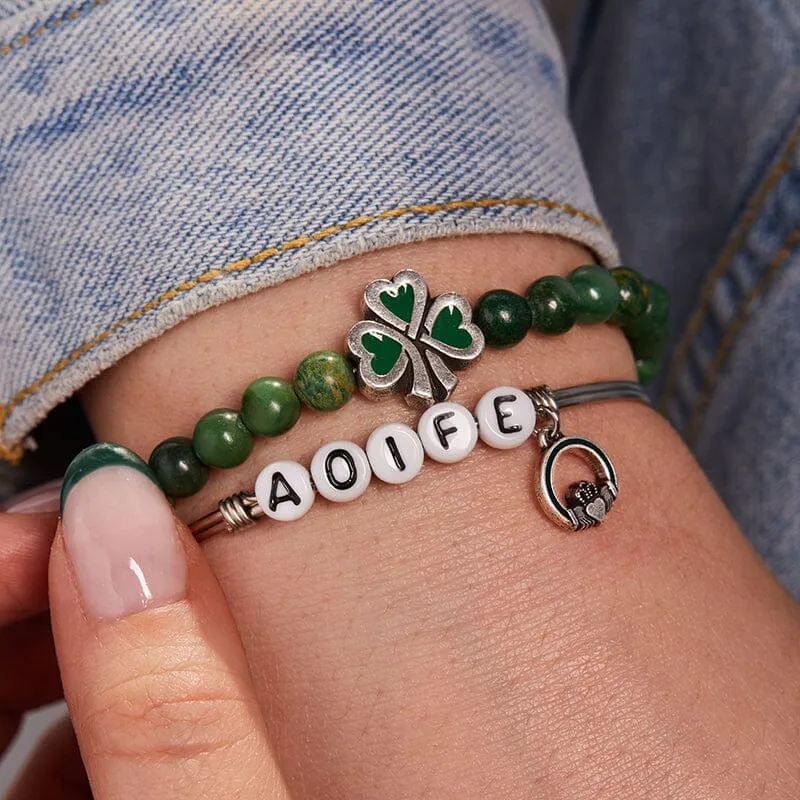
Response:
[148, 437, 209, 498]
[241, 377, 301, 436]
[567, 264, 620, 324]
[525, 276, 579, 335]
[609, 267, 648, 326]
[629, 329, 669, 360]
[474, 289, 532, 348]
[294, 351, 355, 411]
[625, 279, 670, 360]
[61, 442, 158, 513]
[625, 279, 670, 337]
[192, 409, 254, 469]
[636, 357, 662, 386]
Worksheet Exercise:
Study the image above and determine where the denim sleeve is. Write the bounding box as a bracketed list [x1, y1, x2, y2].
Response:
[571, 0, 800, 596]
[0, 0, 615, 460]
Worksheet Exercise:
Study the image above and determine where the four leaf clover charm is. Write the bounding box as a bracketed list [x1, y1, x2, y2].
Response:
[347, 270, 485, 407]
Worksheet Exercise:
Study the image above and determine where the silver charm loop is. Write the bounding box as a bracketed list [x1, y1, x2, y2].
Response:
[347, 270, 484, 407]
[527, 385, 562, 448]
[537, 436, 618, 531]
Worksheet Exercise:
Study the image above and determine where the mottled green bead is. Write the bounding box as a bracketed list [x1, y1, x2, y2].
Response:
[474, 289, 532, 348]
[525, 275, 579, 335]
[192, 409, 254, 469]
[568, 264, 620, 324]
[625, 279, 670, 359]
[148, 436, 209, 498]
[241, 377, 301, 436]
[609, 267, 648, 326]
[61, 442, 158, 513]
[636, 357, 662, 386]
[294, 351, 355, 411]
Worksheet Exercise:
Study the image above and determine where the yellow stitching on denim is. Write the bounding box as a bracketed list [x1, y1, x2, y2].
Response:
[686, 222, 800, 444]
[0, 195, 605, 462]
[661, 123, 800, 415]
[0, 0, 111, 57]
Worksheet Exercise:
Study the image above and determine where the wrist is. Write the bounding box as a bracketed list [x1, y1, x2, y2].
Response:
[83, 234, 635, 523]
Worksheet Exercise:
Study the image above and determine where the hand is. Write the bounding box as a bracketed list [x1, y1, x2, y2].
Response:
[4, 467, 289, 799]
[0, 496, 68, 798]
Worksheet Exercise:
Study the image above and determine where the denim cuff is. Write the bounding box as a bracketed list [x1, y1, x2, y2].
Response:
[0, 0, 616, 460]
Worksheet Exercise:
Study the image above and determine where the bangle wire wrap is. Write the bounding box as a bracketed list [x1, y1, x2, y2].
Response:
[189, 380, 649, 542]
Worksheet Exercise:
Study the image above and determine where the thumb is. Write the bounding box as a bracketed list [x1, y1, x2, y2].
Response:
[49, 443, 289, 800]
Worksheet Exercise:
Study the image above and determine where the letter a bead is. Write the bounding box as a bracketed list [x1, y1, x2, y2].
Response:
[366, 423, 425, 484]
[417, 402, 478, 463]
[475, 387, 536, 449]
[255, 460, 315, 521]
[310, 441, 371, 502]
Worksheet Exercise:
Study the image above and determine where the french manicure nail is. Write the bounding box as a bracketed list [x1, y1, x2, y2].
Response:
[4, 479, 62, 513]
[61, 443, 187, 619]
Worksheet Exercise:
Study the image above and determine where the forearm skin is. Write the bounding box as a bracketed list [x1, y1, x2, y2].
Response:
[83, 235, 800, 799]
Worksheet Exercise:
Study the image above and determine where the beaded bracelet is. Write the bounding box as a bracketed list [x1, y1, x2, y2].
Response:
[146, 266, 669, 502]
[187, 380, 649, 541]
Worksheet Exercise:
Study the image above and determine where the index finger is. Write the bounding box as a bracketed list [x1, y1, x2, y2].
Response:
[49, 446, 289, 800]
[0, 510, 58, 624]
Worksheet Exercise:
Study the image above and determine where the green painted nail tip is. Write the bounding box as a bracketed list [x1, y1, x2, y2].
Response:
[60, 442, 159, 514]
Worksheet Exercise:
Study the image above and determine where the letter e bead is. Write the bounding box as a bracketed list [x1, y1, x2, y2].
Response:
[475, 386, 536, 449]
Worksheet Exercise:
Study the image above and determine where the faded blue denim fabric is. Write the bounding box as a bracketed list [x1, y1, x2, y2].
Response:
[0, 0, 615, 459]
[571, 0, 800, 596]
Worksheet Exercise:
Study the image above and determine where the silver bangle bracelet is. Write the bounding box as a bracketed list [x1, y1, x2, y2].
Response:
[190, 381, 649, 542]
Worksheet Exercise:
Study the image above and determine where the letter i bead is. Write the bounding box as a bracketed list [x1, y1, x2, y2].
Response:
[366, 423, 425, 484]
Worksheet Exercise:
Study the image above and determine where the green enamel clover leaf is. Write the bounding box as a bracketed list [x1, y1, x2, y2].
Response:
[361, 331, 403, 376]
[430, 304, 473, 349]
[347, 270, 485, 407]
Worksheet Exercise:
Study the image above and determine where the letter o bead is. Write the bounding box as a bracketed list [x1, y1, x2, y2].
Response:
[310, 440, 371, 502]
[475, 386, 536, 449]
[417, 402, 478, 463]
[255, 460, 315, 521]
[366, 423, 425, 484]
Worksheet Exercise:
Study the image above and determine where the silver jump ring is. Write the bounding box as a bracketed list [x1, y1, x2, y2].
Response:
[526, 385, 562, 448]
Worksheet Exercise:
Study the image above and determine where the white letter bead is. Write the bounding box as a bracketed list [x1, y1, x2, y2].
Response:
[417, 402, 478, 463]
[366, 423, 425, 484]
[310, 440, 371, 502]
[255, 460, 315, 521]
[476, 386, 536, 449]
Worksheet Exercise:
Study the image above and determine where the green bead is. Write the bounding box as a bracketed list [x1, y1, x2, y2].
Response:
[525, 275, 579, 335]
[629, 331, 668, 361]
[192, 409, 254, 469]
[609, 267, 647, 326]
[567, 264, 620, 324]
[474, 289, 532, 348]
[61, 442, 158, 513]
[625, 279, 670, 337]
[625, 279, 671, 359]
[294, 351, 355, 411]
[636, 357, 662, 386]
[148, 436, 209, 498]
[241, 377, 301, 436]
